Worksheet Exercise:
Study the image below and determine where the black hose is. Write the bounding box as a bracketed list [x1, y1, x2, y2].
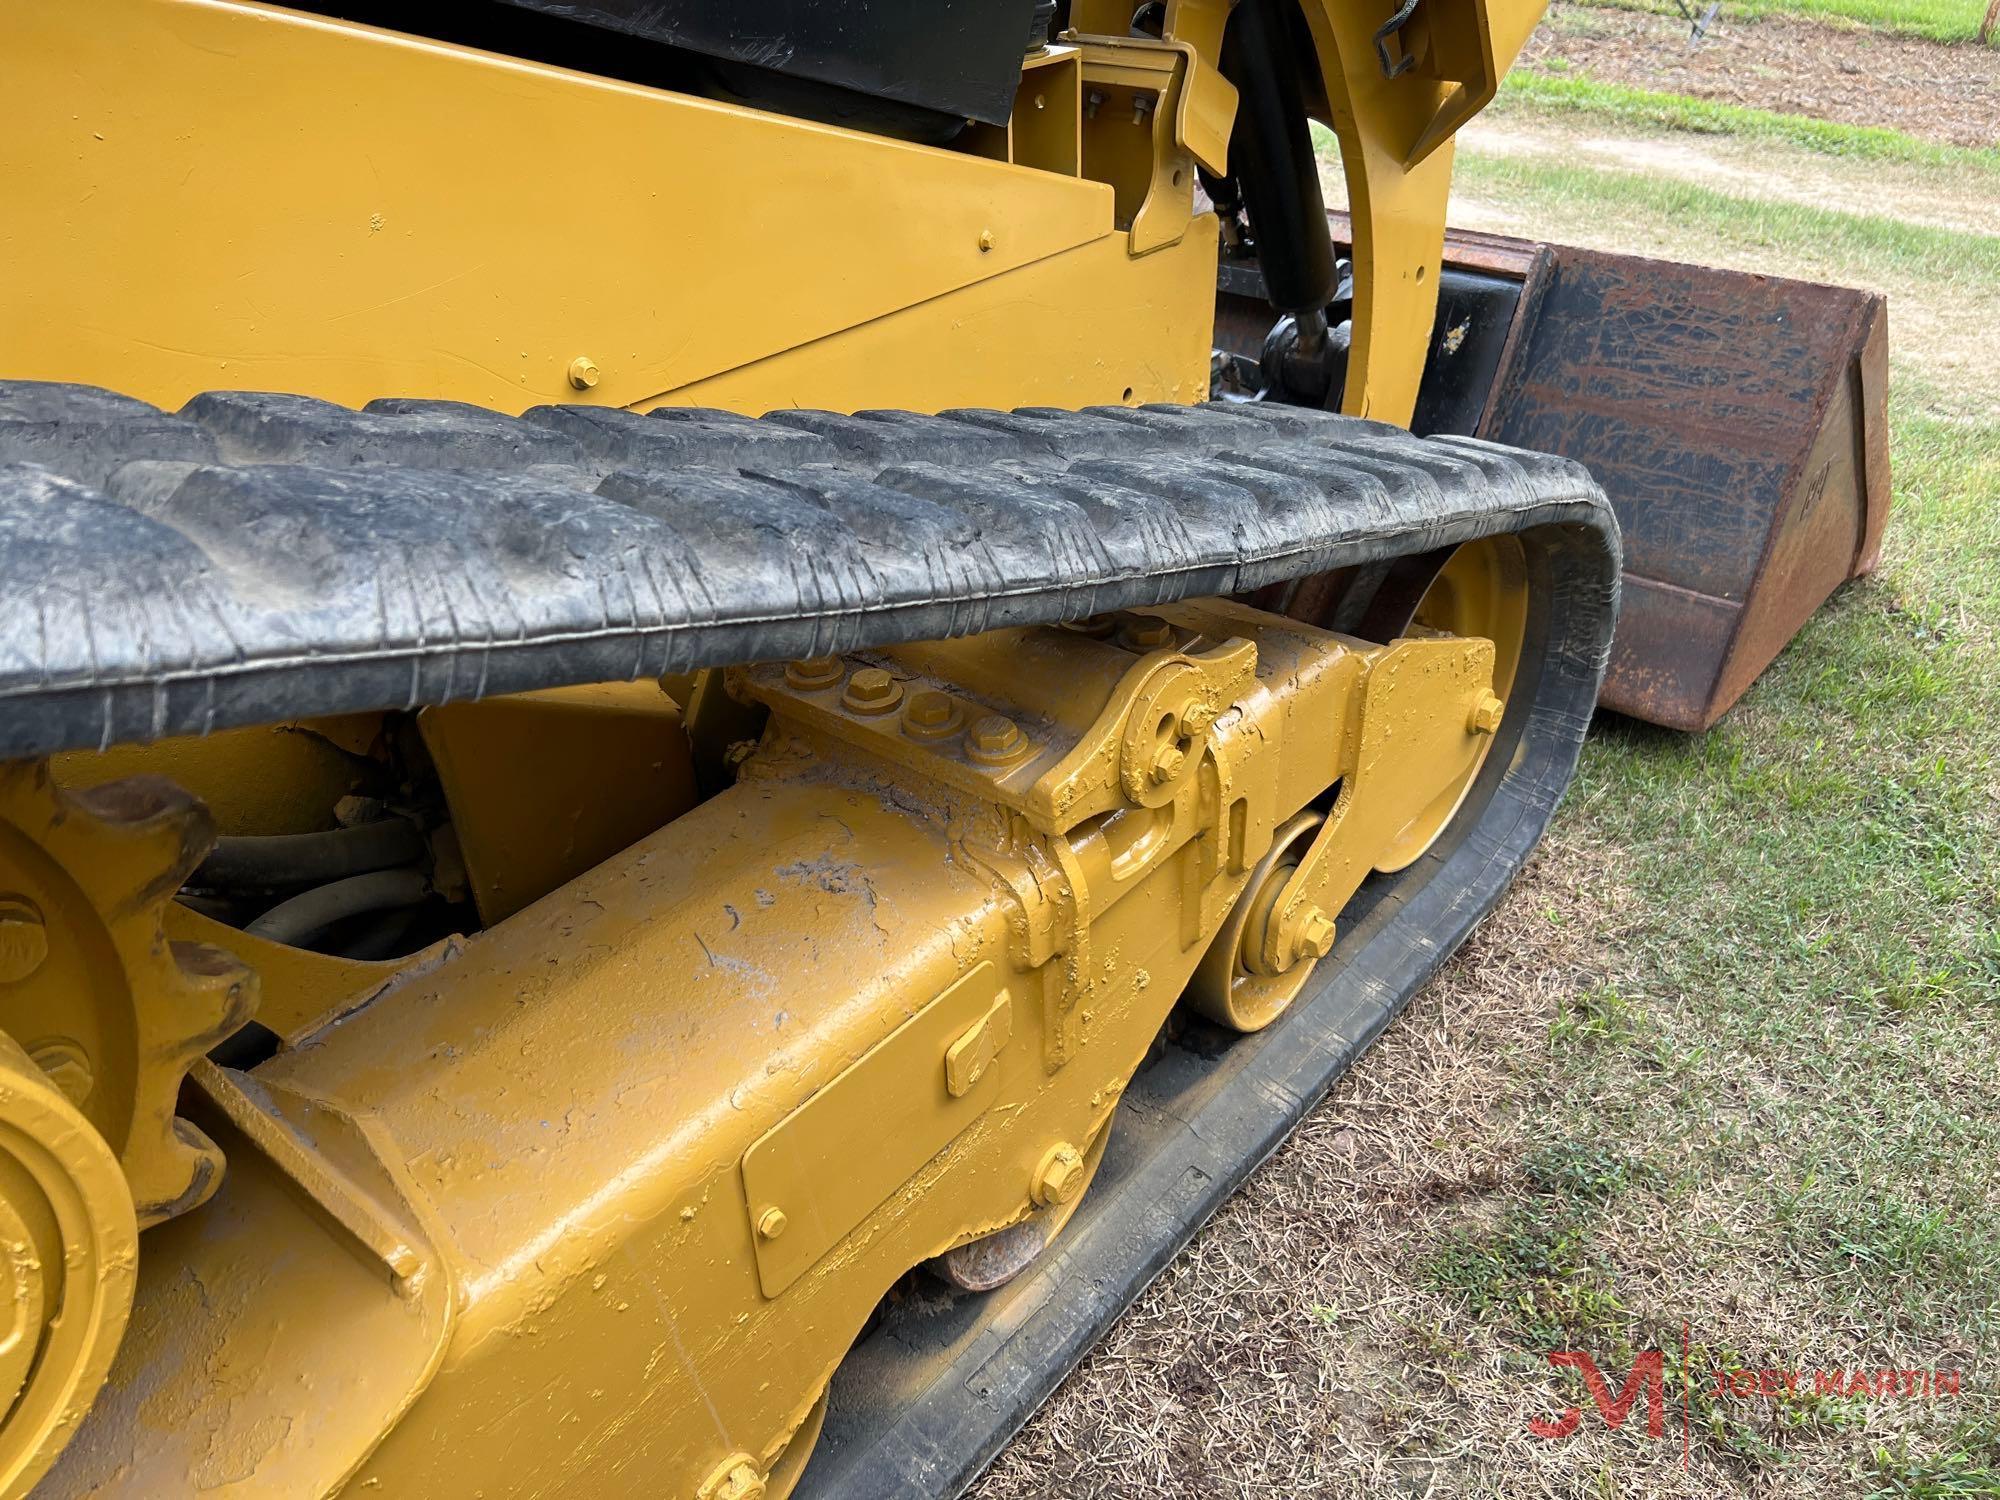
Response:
[195, 818, 424, 889]
[245, 869, 430, 946]
[333, 905, 426, 962]
[1219, 0, 1339, 317]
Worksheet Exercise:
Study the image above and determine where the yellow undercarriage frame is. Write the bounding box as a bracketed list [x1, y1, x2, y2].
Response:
[0, 0, 1550, 1492]
[13, 600, 1508, 1497]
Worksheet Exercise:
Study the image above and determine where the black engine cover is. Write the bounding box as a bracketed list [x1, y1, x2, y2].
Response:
[488, 0, 1040, 125]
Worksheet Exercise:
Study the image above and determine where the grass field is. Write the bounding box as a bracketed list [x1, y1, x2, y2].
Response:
[982, 13, 2000, 1498]
[1493, 72, 2000, 171]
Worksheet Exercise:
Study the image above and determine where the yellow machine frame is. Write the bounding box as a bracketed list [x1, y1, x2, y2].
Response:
[1, 0, 1541, 428]
[0, 0, 1550, 1492]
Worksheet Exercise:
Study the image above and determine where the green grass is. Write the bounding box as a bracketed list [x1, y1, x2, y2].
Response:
[1450, 150, 2000, 292]
[1493, 71, 2000, 173]
[1705, 0, 1993, 45]
[1563, 0, 1998, 46]
[1308, 69, 2000, 1491]
[1867, 1421, 2000, 1497]
[1419, 406, 2000, 1481]
[1423, 1140, 1644, 1350]
[1406, 117, 2000, 1466]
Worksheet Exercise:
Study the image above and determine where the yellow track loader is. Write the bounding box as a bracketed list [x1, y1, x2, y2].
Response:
[0, 2, 1882, 1494]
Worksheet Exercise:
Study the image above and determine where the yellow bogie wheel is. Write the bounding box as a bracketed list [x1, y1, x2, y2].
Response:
[1373, 535, 1530, 874]
[0, 1031, 139, 1498]
[1188, 810, 1326, 1033]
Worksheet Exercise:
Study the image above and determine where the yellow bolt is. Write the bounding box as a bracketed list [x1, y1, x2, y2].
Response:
[842, 667, 903, 715]
[1180, 701, 1217, 735]
[967, 713, 1030, 766]
[784, 656, 844, 691]
[1149, 742, 1186, 784]
[566, 355, 600, 391]
[28, 1039, 92, 1107]
[903, 689, 963, 740]
[977, 227, 996, 252]
[1119, 618, 1175, 652]
[0, 897, 47, 985]
[1059, 613, 1119, 639]
[756, 1207, 788, 1241]
[1468, 690, 1505, 735]
[1031, 1143, 1086, 1208]
[698, 1457, 766, 1500]
[1293, 906, 1337, 963]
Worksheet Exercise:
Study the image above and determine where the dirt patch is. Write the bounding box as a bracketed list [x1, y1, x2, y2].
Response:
[1526, 4, 2000, 149]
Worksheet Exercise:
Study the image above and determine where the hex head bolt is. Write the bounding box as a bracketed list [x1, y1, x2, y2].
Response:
[1032, 1143, 1086, 1208]
[1468, 690, 1505, 735]
[842, 667, 902, 715]
[784, 656, 844, 691]
[1291, 906, 1336, 964]
[1119, 617, 1175, 652]
[967, 714, 1031, 766]
[903, 690, 964, 741]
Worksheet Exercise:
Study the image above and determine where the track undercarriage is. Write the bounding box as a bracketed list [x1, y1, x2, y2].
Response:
[0, 385, 1615, 1496]
[0, 0, 1652, 1488]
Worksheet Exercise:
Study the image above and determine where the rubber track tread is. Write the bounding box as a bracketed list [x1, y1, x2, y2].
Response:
[0, 381, 1618, 761]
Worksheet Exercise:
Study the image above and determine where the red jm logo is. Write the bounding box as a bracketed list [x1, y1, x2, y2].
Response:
[1529, 1350, 1666, 1440]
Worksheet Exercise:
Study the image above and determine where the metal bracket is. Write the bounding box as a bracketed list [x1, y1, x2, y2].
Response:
[1251, 635, 1495, 976]
[1072, 34, 1236, 255]
[741, 964, 1010, 1298]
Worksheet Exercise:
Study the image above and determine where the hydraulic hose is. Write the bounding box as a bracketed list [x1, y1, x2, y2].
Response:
[245, 868, 430, 946]
[1219, 0, 1339, 317]
[194, 818, 425, 889]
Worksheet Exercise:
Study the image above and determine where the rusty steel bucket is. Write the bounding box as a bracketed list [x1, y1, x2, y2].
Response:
[1216, 216, 1891, 731]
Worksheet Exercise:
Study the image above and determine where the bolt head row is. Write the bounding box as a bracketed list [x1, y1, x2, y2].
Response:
[967, 713, 1030, 765]
[903, 689, 963, 740]
[843, 666, 901, 715]
[782, 661, 1032, 765]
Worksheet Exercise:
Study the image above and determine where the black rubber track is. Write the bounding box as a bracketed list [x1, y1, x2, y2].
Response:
[0, 382, 1614, 763]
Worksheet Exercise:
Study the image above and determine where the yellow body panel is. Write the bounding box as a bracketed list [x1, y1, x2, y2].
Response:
[49, 720, 379, 837]
[0, 0, 1549, 427]
[0, 0, 1127, 414]
[418, 681, 700, 924]
[659, 223, 1221, 414]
